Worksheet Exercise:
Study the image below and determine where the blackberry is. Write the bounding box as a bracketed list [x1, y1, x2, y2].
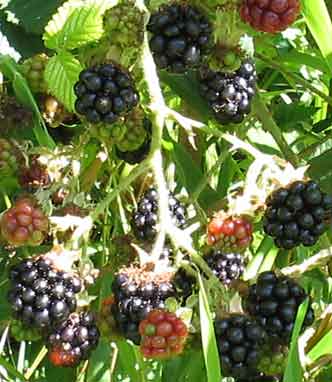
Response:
[244, 271, 315, 345]
[7, 257, 82, 330]
[205, 250, 245, 285]
[0, 95, 32, 135]
[132, 188, 187, 241]
[116, 136, 151, 164]
[147, 4, 212, 73]
[240, 0, 301, 34]
[199, 59, 257, 124]
[263, 180, 332, 249]
[110, 267, 176, 344]
[215, 314, 267, 379]
[173, 268, 196, 301]
[139, 310, 188, 359]
[0, 197, 49, 247]
[48, 312, 100, 367]
[0, 139, 19, 176]
[74, 63, 139, 124]
[19, 156, 50, 191]
[21, 53, 49, 94]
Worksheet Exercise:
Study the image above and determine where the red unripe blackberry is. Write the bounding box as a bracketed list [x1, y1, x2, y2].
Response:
[19, 156, 50, 191]
[263, 180, 332, 249]
[74, 63, 139, 124]
[8, 257, 82, 330]
[199, 60, 257, 124]
[243, 271, 315, 345]
[132, 188, 187, 242]
[139, 310, 188, 359]
[215, 314, 267, 379]
[240, 0, 301, 34]
[147, 4, 212, 73]
[1, 197, 49, 247]
[110, 266, 176, 344]
[207, 214, 253, 251]
[47, 312, 100, 367]
[205, 250, 245, 285]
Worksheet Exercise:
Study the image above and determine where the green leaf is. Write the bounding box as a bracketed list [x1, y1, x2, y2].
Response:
[283, 299, 309, 382]
[86, 339, 112, 382]
[308, 331, 332, 362]
[302, 0, 332, 74]
[44, 359, 76, 382]
[43, 0, 117, 50]
[198, 273, 222, 382]
[114, 340, 144, 381]
[0, 55, 55, 149]
[44, 51, 83, 112]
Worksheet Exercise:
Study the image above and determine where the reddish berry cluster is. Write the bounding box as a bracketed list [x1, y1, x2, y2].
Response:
[207, 215, 253, 251]
[240, 0, 301, 34]
[19, 157, 50, 191]
[0, 197, 49, 247]
[139, 310, 188, 359]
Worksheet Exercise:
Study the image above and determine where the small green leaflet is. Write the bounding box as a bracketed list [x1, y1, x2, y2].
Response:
[198, 273, 222, 382]
[308, 331, 332, 362]
[283, 299, 309, 382]
[43, 0, 118, 50]
[44, 51, 83, 113]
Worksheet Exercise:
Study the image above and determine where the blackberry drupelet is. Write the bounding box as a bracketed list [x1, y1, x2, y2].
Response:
[240, 0, 301, 34]
[74, 63, 139, 124]
[205, 250, 245, 285]
[263, 180, 332, 249]
[215, 314, 267, 379]
[132, 188, 187, 241]
[0, 197, 49, 247]
[147, 4, 212, 73]
[48, 312, 100, 367]
[139, 310, 188, 359]
[244, 271, 315, 345]
[7, 257, 82, 330]
[111, 267, 176, 344]
[199, 59, 257, 124]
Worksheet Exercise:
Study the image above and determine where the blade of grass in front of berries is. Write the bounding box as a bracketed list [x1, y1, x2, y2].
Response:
[302, 0, 332, 75]
[0, 355, 27, 381]
[283, 298, 309, 382]
[0, 55, 55, 149]
[16, 341, 26, 380]
[308, 331, 332, 362]
[86, 339, 112, 382]
[258, 247, 279, 274]
[244, 237, 274, 281]
[198, 273, 222, 382]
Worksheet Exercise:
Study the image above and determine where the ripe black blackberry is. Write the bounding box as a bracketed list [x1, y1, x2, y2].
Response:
[173, 268, 196, 301]
[147, 4, 212, 73]
[111, 267, 176, 344]
[244, 271, 315, 345]
[215, 314, 267, 379]
[47, 312, 100, 367]
[132, 188, 187, 241]
[74, 63, 139, 124]
[263, 180, 332, 249]
[199, 59, 257, 124]
[8, 257, 82, 330]
[205, 250, 245, 285]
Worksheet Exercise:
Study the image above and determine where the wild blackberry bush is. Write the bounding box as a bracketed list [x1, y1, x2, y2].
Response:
[0, 0, 331, 380]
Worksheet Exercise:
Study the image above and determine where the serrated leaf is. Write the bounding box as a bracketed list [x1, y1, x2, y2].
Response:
[198, 273, 222, 382]
[43, 0, 117, 50]
[44, 51, 83, 112]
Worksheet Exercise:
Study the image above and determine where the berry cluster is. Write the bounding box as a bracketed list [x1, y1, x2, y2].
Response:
[207, 215, 253, 251]
[48, 312, 100, 367]
[147, 4, 212, 73]
[173, 268, 196, 302]
[240, 0, 301, 34]
[215, 314, 266, 379]
[111, 268, 175, 344]
[263, 180, 332, 249]
[139, 310, 188, 359]
[132, 188, 187, 241]
[74, 63, 139, 124]
[205, 250, 245, 285]
[8, 257, 82, 330]
[21, 53, 48, 94]
[199, 60, 257, 124]
[0, 139, 18, 176]
[19, 156, 50, 191]
[0, 197, 49, 247]
[244, 271, 314, 344]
